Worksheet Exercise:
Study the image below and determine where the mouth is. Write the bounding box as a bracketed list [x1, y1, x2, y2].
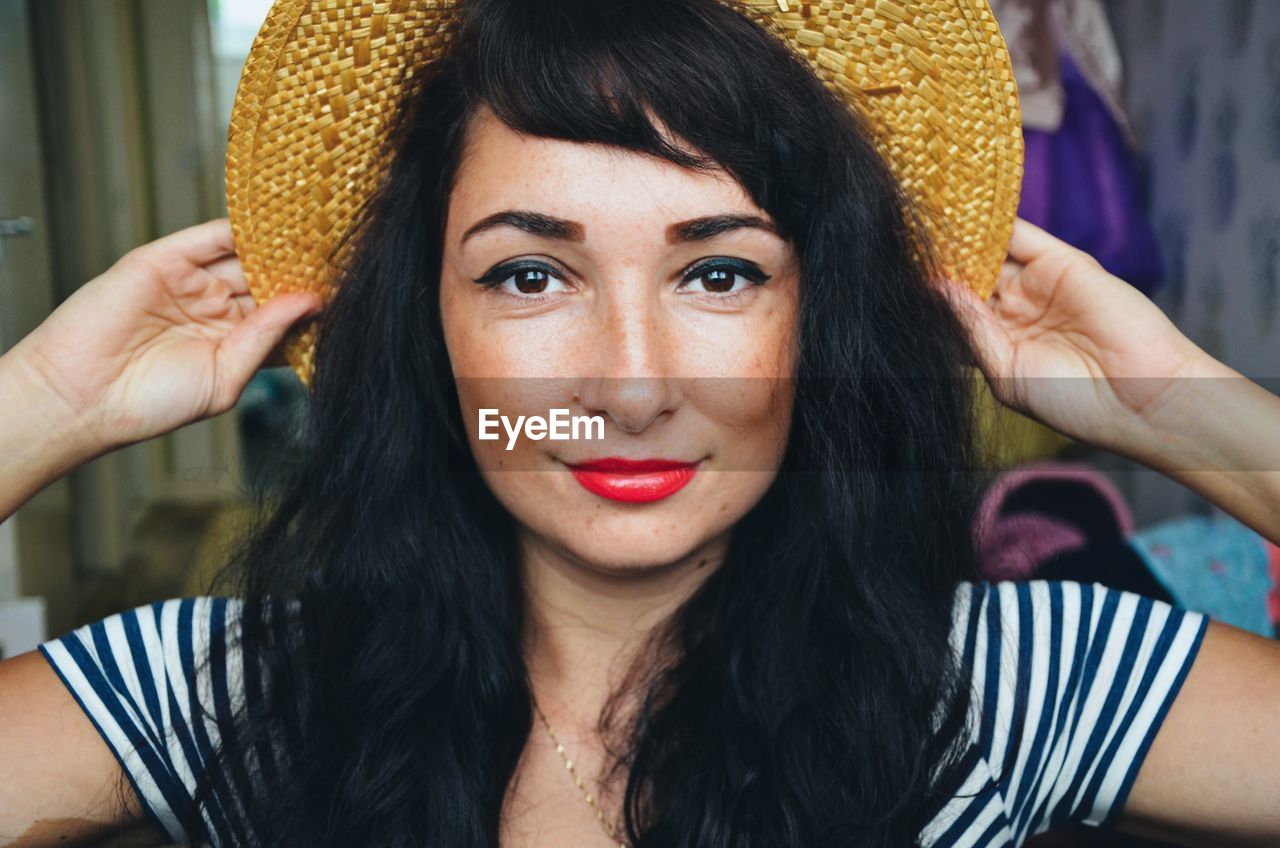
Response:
[565, 457, 702, 503]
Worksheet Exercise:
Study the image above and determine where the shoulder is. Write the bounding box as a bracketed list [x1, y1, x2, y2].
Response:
[35, 596, 267, 843]
[947, 580, 1211, 747]
[0, 648, 171, 845]
[948, 579, 1210, 680]
[39, 597, 249, 718]
[933, 580, 1210, 841]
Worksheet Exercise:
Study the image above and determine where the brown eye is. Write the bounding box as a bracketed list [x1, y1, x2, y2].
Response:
[514, 268, 550, 293]
[474, 262, 569, 298]
[699, 268, 735, 293]
[679, 260, 769, 297]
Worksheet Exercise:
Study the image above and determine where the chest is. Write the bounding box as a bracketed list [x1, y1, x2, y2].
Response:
[500, 733, 630, 848]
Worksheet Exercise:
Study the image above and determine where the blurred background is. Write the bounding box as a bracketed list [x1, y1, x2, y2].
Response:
[0, 0, 289, 653]
[1, 0, 1279, 671]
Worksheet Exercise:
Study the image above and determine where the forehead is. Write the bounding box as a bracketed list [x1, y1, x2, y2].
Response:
[446, 108, 764, 239]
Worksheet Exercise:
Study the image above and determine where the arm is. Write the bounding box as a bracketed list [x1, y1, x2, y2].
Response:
[0, 352, 103, 523]
[1121, 355, 1280, 546]
[1118, 620, 1280, 846]
[941, 218, 1280, 543]
[0, 652, 165, 847]
[0, 219, 320, 844]
[941, 220, 1280, 842]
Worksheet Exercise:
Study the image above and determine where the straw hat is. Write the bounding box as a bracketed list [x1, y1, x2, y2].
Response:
[227, 0, 1023, 389]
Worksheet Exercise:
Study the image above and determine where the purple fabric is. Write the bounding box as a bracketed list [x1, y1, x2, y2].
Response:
[1018, 52, 1165, 294]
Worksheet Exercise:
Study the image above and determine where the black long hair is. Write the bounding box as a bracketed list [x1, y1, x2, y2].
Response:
[187, 0, 989, 844]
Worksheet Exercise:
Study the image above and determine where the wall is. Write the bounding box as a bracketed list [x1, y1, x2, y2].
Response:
[1105, 0, 1280, 525]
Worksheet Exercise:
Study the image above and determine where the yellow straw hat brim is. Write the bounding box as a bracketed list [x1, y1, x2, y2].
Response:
[227, 0, 1023, 389]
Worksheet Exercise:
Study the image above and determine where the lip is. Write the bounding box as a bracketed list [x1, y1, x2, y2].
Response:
[567, 457, 701, 503]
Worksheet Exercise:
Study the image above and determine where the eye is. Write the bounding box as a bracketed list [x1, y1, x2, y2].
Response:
[473, 260, 570, 300]
[678, 258, 771, 300]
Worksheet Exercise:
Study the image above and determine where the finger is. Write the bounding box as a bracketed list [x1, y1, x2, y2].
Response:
[935, 279, 1012, 377]
[210, 293, 322, 410]
[204, 254, 248, 294]
[262, 335, 294, 370]
[259, 299, 317, 369]
[146, 219, 237, 266]
[1006, 217, 1069, 266]
[994, 259, 1023, 299]
[228, 292, 258, 323]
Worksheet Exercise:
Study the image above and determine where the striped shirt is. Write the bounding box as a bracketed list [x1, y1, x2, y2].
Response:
[38, 580, 1208, 846]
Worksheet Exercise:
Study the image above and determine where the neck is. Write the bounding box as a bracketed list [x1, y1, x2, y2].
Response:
[519, 530, 726, 729]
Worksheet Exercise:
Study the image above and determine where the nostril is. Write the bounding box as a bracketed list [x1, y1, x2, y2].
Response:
[610, 416, 648, 435]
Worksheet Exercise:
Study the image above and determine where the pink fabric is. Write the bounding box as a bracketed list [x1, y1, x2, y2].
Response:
[1266, 540, 1280, 631]
[974, 462, 1134, 582]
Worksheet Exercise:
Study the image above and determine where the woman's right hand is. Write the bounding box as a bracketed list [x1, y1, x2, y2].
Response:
[10, 218, 323, 454]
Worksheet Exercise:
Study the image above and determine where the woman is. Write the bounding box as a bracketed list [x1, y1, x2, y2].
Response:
[2, 0, 1280, 846]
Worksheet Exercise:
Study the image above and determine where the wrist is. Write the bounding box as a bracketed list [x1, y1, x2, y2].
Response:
[1124, 350, 1268, 476]
[0, 346, 108, 481]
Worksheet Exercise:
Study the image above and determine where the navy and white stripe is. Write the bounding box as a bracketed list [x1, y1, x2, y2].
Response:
[921, 581, 1208, 845]
[39, 597, 248, 843]
[38, 580, 1208, 847]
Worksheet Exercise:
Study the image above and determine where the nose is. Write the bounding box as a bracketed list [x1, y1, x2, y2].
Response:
[575, 291, 683, 434]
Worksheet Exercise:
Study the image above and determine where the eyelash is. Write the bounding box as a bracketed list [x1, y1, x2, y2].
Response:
[472, 258, 771, 305]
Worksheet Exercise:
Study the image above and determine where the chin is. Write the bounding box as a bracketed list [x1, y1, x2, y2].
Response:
[523, 501, 735, 574]
[483, 466, 779, 573]
[550, 529, 720, 576]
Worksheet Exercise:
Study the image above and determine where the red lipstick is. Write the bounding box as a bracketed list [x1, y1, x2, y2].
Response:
[568, 457, 700, 503]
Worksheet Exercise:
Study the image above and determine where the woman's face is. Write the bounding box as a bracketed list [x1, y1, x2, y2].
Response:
[440, 107, 800, 572]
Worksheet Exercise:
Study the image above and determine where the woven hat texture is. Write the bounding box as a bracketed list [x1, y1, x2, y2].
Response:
[227, 0, 1024, 388]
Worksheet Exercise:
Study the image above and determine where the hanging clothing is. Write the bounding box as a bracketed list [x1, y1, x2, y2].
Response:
[1019, 52, 1165, 293]
[974, 461, 1133, 582]
[988, 0, 1130, 136]
[989, 0, 1163, 292]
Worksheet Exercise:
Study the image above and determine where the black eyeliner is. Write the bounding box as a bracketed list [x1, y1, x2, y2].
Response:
[473, 259, 562, 287]
[682, 257, 771, 285]
[473, 257, 771, 288]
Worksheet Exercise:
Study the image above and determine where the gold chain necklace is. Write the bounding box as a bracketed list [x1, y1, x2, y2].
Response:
[532, 698, 630, 848]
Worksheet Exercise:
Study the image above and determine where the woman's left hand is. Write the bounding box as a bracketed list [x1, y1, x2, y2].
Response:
[939, 217, 1210, 456]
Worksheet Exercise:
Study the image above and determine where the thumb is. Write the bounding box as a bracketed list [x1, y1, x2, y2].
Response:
[211, 293, 322, 411]
[935, 279, 1011, 379]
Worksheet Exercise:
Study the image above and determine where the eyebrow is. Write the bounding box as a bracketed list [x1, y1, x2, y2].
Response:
[458, 210, 780, 246]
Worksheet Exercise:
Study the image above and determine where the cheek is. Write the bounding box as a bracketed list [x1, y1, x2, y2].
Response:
[677, 303, 797, 466]
[674, 291, 799, 380]
[441, 294, 585, 477]
[440, 287, 502, 379]
[692, 376, 794, 470]
[442, 306, 587, 380]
